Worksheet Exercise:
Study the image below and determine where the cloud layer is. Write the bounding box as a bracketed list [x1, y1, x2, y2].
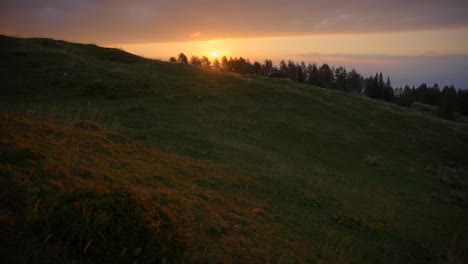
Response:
[1, 0, 467, 44]
[292, 53, 468, 88]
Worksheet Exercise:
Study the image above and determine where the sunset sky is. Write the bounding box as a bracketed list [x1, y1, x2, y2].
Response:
[1, 0, 467, 87]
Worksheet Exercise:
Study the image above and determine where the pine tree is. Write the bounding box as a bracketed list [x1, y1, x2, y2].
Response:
[458, 89, 468, 116]
[334, 66, 347, 91]
[347, 69, 362, 93]
[319, 64, 334, 88]
[307, 63, 319, 86]
[383, 76, 394, 102]
[439, 86, 460, 120]
[365, 74, 379, 99]
[378, 72, 385, 99]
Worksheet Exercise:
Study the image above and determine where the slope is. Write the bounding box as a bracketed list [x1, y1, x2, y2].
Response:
[0, 115, 307, 263]
[1, 35, 467, 263]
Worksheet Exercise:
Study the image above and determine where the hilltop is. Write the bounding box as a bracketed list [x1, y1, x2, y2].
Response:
[1, 35, 467, 263]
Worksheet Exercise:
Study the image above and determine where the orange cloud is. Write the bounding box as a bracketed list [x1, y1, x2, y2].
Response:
[191, 32, 201, 38]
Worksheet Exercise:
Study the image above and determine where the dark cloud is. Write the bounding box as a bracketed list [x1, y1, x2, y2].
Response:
[1, 0, 468, 44]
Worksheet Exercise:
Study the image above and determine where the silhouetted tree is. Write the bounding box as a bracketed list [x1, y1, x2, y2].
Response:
[262, 59, 274, 76]
[365, 74, 379, 99]
[190, 55, 201, 67]
[431, 83, 441, 106]
[319, 64, 334, 88]
[201, 56, 211, 70]
[347, 69, 362, 93]
[173, 52, 466, 120]
[297, 66, 304, 82]
[221, 56, 229, 71]
[458, 89, 468, 116]
[334, 66, 347, 91]
[253, 61, 262, 75]
[383, 76, 394, 102]
[378, 72, 385, 99]
[169, 57, 177, 63]
[396, 85, 416, 106]
[177, 53, 188, 64]
[416, 83, 428, 103]
[298, 61, 307, 82]
[231, 57, 251, 73]
[279, 60, 288, 74]
[286, 60, 297, 80]
[439, 85, 460, 120]
[243, 58, 254, 74]
[228, 57, 235, 72]
[212, 58, 221, 71]
[307, 63, 319, 86]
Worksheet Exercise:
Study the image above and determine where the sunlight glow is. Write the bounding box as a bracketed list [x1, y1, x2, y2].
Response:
[115, 28, 468, 63]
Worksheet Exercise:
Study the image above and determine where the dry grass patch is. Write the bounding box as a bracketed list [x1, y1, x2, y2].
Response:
[0, 115, 309, 263]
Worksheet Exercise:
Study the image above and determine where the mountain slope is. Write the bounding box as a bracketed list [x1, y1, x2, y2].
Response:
[0, 115, 307, 263]
[1, 35, 467, 263]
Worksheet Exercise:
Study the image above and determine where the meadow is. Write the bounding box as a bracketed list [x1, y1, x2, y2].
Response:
[1, 35, 467, 263]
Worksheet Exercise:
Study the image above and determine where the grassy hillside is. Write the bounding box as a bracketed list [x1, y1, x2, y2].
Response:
[1, 35, 467, 263]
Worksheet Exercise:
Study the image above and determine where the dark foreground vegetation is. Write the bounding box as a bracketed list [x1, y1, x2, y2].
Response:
[172, 53, 468, 122]
[1, 35, 467, 263]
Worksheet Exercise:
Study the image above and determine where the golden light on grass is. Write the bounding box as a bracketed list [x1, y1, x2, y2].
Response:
[0, 114, 307, 262]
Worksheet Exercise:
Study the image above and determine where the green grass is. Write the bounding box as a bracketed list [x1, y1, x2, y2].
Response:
[1, 35, 467, 263]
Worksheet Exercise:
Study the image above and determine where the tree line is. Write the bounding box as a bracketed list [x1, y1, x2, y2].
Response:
[170, 53, 468, 121]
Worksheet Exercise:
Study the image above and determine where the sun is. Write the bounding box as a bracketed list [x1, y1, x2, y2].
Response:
[211, 50, 219, 57]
